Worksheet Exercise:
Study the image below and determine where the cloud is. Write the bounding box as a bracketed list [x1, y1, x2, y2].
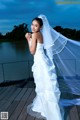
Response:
[0, 2, 6, 9]
[0, 0, 80, 34]
[0, 18, 24, 34]
[1, 0, 15, 3]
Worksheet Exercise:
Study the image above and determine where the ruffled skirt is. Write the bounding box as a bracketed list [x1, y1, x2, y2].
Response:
[27, 52, 63, 120]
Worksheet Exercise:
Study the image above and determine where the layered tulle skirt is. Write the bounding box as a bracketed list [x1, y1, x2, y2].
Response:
[27, 50, 63, 120]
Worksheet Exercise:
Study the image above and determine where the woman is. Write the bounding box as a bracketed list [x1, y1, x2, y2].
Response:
[25, 15, 80, 120]
[25, 15, 64, 120]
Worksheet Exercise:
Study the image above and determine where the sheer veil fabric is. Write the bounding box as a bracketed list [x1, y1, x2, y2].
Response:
[38, 14, 80, 106]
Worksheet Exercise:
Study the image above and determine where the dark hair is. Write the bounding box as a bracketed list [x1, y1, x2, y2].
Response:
[32, 17, 43, 27]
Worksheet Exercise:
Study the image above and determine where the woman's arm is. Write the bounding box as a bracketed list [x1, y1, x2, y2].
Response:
[29, 33, 37, 55]
[25, 33, 37, 55]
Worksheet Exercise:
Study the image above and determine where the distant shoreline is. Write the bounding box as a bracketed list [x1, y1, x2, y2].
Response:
[0, 23, 80, 42]
[0, 38, 26, 42]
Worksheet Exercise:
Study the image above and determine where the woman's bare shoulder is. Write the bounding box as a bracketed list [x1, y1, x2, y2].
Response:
[32, 32, 43, 43]
[32, 32, 37, 38]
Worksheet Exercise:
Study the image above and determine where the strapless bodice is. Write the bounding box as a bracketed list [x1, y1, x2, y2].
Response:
[34, 42, 44, 56]
[36, 42, 44, 50]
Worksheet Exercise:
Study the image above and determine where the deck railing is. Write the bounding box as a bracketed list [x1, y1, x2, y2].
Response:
[0, 60, 33, 83]
[0, 59, 80, 83]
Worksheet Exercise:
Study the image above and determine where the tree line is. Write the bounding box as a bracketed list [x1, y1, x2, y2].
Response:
[54, 26, 80, 41]
[0, 23, 29, 42]
[0, 23, 80, 42]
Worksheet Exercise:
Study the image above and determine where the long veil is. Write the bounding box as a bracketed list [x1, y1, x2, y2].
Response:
[38, 14, 80, 106]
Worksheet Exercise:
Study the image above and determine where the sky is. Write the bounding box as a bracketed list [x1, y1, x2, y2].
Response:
[0, 0, 80, 34]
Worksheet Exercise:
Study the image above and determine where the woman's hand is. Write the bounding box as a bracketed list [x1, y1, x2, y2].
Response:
[25, 33, 32, 41]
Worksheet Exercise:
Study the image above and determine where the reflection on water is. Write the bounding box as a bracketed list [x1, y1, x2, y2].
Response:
[0, 43, 3, 49]
[10, 41, 28, 54]
[0, 40, 33, 63]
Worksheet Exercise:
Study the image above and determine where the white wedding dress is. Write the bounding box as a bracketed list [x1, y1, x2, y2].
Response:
[27, 42, 63, 120]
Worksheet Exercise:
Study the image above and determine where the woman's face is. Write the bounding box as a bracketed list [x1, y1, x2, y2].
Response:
[31, 20, 41, 33]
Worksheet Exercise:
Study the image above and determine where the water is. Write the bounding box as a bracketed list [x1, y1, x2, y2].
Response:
[0, 41, 33, 63]
[0, 41, 33, 83]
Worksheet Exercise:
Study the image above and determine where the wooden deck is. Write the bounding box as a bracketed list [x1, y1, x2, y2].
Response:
[0, 80, 80, 120]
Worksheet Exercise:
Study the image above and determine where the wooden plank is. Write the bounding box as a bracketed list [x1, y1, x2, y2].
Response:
[0, 87, 11, 100]
[0, 87, 7, 95]
[0, 83, 79, 120]
[7, 87, 22, 101]
[76, 106, 80, 120]
[0, 86, 18, 98]
[9, 88, 33, 120]
[0, 87, 19, 111]
[2, 87, 22, 111]
[17, 89, 35, 120]
[26, 91, 36, 120]
[0, 87, 15, 110]
[8, 101, 20, 119]
[14, 88, 27, 101]
[69, 106, 79, 120]
[8, 87, 27, 119]
[2, 87, 17, 100]
[27, 114, 35, 120]
[0, 89, 21, 111]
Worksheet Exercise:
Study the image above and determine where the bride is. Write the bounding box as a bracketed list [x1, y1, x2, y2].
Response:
[25, 15, 80, 120]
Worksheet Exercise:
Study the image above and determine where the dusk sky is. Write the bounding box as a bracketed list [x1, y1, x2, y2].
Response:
[0, 0, 80, 34]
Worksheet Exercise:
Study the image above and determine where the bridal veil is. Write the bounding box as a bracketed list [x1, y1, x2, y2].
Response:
[38, 14, 80, 106]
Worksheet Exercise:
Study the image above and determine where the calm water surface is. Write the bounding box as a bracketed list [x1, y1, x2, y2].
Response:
[0, 41, 33, 63]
